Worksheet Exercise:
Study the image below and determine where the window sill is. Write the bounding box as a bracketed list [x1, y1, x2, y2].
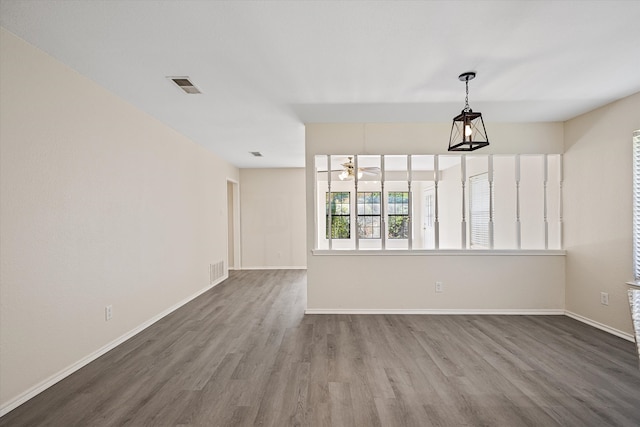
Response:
[626, 281, 640, 288]
[312, 249, 566, 256]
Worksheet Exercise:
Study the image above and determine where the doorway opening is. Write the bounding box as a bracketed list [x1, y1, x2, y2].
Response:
[227, 179, 241, 270]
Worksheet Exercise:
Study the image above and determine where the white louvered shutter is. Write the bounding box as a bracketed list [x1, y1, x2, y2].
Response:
[470, 173, 491, 248]
[633, 131, 640, 280]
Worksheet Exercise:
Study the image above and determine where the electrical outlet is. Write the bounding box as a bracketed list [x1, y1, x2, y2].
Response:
[105, 305, 113, 321]
[435, 281, 444, 293]
[600, 292, 609, 306]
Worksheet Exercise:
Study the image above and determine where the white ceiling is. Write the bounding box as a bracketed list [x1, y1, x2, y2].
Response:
[2, 0, 639, 168]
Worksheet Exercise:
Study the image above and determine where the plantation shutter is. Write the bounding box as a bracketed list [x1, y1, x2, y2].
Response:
[633, 131, 640, 280]
[470, 173, 490, 248]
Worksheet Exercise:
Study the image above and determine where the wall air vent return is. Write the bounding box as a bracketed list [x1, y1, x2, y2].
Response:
[167, 76, 201, 94]
[210, 261, 224, 284]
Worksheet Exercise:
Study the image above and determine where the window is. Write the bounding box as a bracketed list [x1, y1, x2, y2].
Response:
[633, 131, 640, 281]
[326, 192, 350, 239]
[357, 192, 381, 238]
[469, 173, 492, 248]
[388, 192, 409, 239]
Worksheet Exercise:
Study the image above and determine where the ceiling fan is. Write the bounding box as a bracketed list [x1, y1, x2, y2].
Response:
[333, 157, 381, 180]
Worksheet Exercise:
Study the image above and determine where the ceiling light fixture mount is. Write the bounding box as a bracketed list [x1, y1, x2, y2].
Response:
[448, 71, 489, 152]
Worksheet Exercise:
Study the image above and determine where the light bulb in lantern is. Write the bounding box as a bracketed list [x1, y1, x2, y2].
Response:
[464, 123, 473, 138]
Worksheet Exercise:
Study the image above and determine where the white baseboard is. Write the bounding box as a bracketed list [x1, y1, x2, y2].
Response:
[304, 308, 565, 315]
[241, 266, 307, 270]
[0, 275, 228, 417]
[564, 310, 634, 342]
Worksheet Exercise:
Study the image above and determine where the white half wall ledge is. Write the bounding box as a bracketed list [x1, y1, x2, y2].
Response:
[311, 249, 566, 256]
[0, 275, 228, 417]
[240, 266, 307, 270]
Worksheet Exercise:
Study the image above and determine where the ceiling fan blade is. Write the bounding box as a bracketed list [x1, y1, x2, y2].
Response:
[358, 167, 381, 176]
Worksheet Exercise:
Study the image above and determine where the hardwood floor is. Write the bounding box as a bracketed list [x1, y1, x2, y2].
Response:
[2, 269, 639, 426]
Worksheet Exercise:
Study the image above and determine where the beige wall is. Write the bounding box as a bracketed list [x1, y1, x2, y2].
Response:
[306, 122, 564, 157]
[306, 122, 565, 311]
[239, 168, 306, 268]
[0, 30, 239, 410]
[307, 254, 564, 311]
[564, 91, 640, 335]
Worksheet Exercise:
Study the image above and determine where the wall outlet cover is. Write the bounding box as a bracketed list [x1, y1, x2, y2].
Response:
[600, 292, 609, 306]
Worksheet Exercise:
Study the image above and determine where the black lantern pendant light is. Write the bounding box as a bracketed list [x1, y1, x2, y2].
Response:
[448, 71, 489, 152]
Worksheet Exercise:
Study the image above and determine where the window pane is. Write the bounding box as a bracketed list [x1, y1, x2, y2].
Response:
[388, 191, 409, 239]
[388, 215, 409, 239]
[357, 191, 381, 239]
[330, 216, 350, 239]
[357, 217, 371, 238]
[326, 192, 350, 239]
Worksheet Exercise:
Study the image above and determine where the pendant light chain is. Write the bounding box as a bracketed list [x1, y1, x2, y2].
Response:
[464, 79, 470, 112]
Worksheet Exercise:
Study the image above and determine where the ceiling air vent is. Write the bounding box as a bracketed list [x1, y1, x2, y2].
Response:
[250, 152, 263, 157]
[167, 76, 201, 94]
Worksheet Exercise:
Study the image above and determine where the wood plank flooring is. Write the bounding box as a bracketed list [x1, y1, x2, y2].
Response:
[2, 269, 640, 426]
